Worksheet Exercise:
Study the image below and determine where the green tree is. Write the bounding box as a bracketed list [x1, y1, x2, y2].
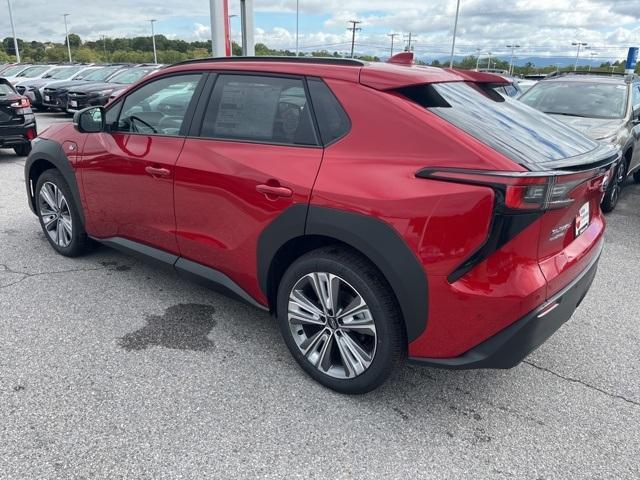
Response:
[65, 33, 81, 48]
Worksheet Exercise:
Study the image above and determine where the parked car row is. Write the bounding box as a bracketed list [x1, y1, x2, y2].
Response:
[0, 62, 161, 113]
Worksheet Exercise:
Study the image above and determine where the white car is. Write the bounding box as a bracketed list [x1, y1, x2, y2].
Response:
[3, 65, 57, 86]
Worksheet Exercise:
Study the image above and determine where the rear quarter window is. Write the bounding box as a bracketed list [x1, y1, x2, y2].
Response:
[307, 79, 350, 145]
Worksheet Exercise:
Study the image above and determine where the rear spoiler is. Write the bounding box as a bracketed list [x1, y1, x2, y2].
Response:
[0, 77, 17, 93]
[442, 68, 510, 86]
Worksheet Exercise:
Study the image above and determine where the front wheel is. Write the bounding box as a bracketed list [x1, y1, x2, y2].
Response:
[35, 169, 91, 257]
[602, 159, 627, 213]
[277, 247, 405, 394]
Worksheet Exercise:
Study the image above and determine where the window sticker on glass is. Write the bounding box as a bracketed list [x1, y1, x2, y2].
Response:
[214, 82, 283, 140]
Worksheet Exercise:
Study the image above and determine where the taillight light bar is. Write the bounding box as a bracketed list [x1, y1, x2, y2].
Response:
[416, 166, 612, 283]
[417, 167, 608, 213]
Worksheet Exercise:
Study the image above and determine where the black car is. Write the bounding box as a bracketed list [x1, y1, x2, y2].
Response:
[67, 66, 158, 113]
[41, 65, 129, 111]
[0, 78, 36, 156]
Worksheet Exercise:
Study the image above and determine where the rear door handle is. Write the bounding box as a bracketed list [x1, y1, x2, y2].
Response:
[145, 166, 171, 178]
[256, 184, 293, 198]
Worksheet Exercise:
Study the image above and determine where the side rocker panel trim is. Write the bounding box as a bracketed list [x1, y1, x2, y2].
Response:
[92, 236, 268, 311]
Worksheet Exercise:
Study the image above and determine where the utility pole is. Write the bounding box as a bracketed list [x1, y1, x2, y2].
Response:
[572, 41, 587, 71]
[589, 51, 597, 71]
[475, 48, 481, 69]
[506, 44, 520, 75]
[7, 0, 20, 63]
[388, 33, 399, 57]
[150, 19, 158, 64]
[404, 32, 414, 52]
[347, 20, 362, 59]
[63, 14, 72, 63]
[449, 0, 461, 67]
[295, 0, 299, 56]
[228, 14, 238, 56]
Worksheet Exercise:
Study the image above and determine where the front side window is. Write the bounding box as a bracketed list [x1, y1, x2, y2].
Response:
[200, 74, 317, 146]
[520, 80, 628, 119]
[112, 74, 201, 136]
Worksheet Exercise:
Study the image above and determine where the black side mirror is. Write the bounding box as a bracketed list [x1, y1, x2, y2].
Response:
[73, 106, 105, 133]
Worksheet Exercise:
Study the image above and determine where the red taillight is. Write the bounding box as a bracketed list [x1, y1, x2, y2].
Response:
[10, 97, 31, 109]
[26, 128, 36, 140]
[416, 168, 609, 212]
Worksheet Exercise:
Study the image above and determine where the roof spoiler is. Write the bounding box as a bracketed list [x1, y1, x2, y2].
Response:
[443, 68, 510, 85]
[387, 52, 414, 66]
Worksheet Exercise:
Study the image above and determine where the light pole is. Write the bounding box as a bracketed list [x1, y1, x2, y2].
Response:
[449, 0, 461, 67]
[475, 48, 481, 69]
[149, 19, 158, 64]
[487, 52, 492, 69]
[506, 44, 520, 75]
[7, 0, 20, 63]
[388, 33, 399, 57]
[295, 0, 299, 56]
[63, 14, 72, 63]
[572, 41, 587, 71]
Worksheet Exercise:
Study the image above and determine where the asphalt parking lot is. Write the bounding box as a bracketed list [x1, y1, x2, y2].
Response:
[1, 112, 639, 479]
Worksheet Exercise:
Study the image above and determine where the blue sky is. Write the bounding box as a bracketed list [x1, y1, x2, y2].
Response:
[2, 0, 640, 63]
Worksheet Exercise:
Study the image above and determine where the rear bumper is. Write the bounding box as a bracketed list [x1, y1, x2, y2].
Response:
[0, 123, 36, 147]
[409, 240, 602, 369]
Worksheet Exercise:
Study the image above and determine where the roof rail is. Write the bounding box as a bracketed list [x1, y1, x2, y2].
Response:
[168, 56, 366, 68]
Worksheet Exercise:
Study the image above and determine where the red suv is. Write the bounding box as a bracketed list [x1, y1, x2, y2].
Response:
[24, 55, 617, 393]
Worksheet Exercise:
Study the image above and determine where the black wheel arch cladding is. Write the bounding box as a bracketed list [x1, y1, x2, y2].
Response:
[24, 138, 85, 226]
[258, 205, 429, 342]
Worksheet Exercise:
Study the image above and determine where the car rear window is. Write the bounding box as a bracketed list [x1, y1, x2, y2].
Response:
[400, 81, 598, 167]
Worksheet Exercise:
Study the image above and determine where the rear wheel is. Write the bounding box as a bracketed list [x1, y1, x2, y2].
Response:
[14, 143, 31, 156]
[277, 247, 404, 394]
[35, 169, 91, 257]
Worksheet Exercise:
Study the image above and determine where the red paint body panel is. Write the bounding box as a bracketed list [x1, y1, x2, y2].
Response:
[34, 61, 607, 365]
[79, 132, 183, 254]
[173, 139, 323, 304]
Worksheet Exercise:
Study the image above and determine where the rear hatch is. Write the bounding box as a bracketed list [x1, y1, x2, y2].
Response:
[0, 79, 24, 125]
[400, 79, 617, 295]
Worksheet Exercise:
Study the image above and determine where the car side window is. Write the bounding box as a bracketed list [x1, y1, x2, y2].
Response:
[632, 84, 640, 110]
[307, 78, 350, 145]
[200, 74, 317, 146]
[113, 74, 201, 136]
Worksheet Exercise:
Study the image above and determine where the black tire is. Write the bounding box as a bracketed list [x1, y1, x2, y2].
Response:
[276, 246, 405, 394]
[634, 170, 640, 184]
[34, 169, 91, 257]
[601, 159, 627, 213]
[14, 143, 32, 156]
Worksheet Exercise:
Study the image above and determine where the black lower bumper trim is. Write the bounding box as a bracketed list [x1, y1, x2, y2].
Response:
[409, 242, 603, 369]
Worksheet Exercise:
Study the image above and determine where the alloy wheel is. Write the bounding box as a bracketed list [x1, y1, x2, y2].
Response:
[38, 181, 73, 248]
[287, 272, 377, 379]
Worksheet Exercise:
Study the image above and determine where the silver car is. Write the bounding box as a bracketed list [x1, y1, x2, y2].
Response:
[520, 72, 640, 212]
